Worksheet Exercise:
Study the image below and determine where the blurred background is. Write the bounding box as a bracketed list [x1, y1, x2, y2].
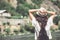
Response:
[0, 0, 60, 40]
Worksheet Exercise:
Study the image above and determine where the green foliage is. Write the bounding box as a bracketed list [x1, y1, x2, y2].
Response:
[16, 0, 42, 17]
[7, 22, 10, 25]
[4, 28, 10, 35]
[24, 22, 35, 33]
[20, 28, 24, 33]
[53, 15, 60, 25]
[0, 0, 41, 17]
[17, 0, 39, 17]
[23, 3, 39, 9]
[19, 22, 35, 33]
[16, 4, 29, 16]
[0, 0, 21, 17]
[11, 16, 22, 19]
[0, 0, 44, 18]
[50, 0, 60, 8]
[0, 1, 14, 12]
[58, 26, 60, 30]
[3, 22, 10, 25]
[58, 24, 60, 30]
[14, 29, 19, 34]
[17, 0, 26, 4]
[20, 26, 24, 33]
[31, 0, 43, 6]
[16, 2, 39, 17]
[3, 23, 6, 25]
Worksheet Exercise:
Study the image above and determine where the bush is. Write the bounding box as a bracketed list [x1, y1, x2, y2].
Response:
[31, 0, 43, 6]
[19, 25, 25, 33]
[20, 28, 24, 33]
[24, 25, 31, 31]
[14, 29, 19, 34]
[7, 22, 10, 25]
[0, 0, 40, 17]
[3, 22, 10, 25]
[0, 0, 21, 17]
[50, 0, 60, 8]
[24, 22, 35, 33]
[16, 2, 39, 17]
[16, 4, 29, 17]
[11, 16, 21, 19]
[23, 3, 39, 9]
[17, 0, 26, 4]
[4, 28, 10, 35]
[53, 15, 60, 25]
[3, 23, 6, 25]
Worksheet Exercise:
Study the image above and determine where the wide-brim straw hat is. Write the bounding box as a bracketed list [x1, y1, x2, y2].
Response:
[36, 7, 47, 15]
[39, 7, 47, 12]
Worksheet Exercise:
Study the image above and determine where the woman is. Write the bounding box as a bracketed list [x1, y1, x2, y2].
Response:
[29, 7, 56, 40]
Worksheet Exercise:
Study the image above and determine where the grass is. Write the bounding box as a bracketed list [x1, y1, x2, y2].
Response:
[0, 31, 60, 40]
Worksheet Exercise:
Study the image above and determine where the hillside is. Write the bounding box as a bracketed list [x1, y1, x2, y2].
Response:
[41, 0, 60, 14]
[0, 0, 60, 18]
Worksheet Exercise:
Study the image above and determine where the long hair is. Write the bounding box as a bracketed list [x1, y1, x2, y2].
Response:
[34, 14, 49, 40]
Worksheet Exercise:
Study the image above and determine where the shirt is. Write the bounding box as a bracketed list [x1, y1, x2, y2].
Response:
[32, 16, 54, 40]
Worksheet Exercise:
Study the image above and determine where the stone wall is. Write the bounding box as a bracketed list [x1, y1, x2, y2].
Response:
[0, 19, 29, 25]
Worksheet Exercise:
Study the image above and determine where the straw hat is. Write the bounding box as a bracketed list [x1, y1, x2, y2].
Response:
[37, 7, 47, 15]
[39, 7, 47, 12]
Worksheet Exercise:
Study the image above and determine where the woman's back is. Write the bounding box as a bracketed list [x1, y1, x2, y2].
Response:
[35, 14, 49, 40]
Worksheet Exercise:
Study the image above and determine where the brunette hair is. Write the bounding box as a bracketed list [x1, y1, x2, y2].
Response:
[35, 14, 49, 40]
[35, 14, 48, 28]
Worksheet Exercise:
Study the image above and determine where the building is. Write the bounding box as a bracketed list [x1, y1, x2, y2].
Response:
[0, 10, 11, 18]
